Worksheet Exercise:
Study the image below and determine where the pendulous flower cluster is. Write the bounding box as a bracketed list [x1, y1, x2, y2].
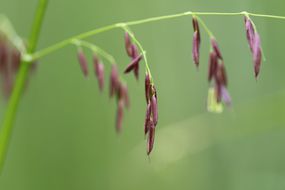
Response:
[123, 31, 158, 155]
[0, 11, 269, 158]
[75, 31, 159, 154]
[76, 47, 130, 133]
[191, 15, 263, 112]
[144, 73, 158, 155]
[73, 14, 264, 155]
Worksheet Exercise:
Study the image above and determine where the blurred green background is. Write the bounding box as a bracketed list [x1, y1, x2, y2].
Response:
[0, 0, 285, 189]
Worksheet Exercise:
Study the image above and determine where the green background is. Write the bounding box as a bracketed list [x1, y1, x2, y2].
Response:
[0, 0, 285, 189]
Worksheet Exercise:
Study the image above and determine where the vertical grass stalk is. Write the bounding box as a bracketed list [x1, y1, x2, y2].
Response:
[0, 0, 49, 173]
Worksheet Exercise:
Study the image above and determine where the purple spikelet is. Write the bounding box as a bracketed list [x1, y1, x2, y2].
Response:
[125, 32, 133, 57]
[208, 51, 218, 82]
[124, 54, 143, 74]
[253, 33, 262, 78]
[144, 103, 151, 135]
[151, 95, 158, 126]
[192, 17, 201, 67]
[244, 16, 263, 78]
[244, 17, 255, 52]
[77, 49, 88, 77]
[147, 123, 155, 155]
[93, 54, 104, 91]
[109, 64, 119, 98]
[144, 73, 158, 155]
[124, 32, 142, 80]
[207, 38, 231, 106]
[145, 72, 151, 103]
[211, 38, 223, 60]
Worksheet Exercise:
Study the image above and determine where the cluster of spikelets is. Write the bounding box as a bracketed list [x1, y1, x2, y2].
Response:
[75, 31, 158, 155]
[0, 14, 263, 155]
[192, 15, 262, 113]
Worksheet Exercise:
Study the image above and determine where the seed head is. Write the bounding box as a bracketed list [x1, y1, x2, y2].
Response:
[151, 95, 158, 126]
[147, 123, 155, 155]
[211, 38, 223, 60]
[192, 31, 200, 67]
[192, 17, 201, 42]
[253, 33, 262, 78]
[192, 17, 201, 67]
[125, 32, 133, 57]
[109, 64, 119, 98]
[144, 103, 151, 135]
[208, 51, 218, 82]
[144, 74, 158, 155]
[124, 32, 142, 80]
[244, 16, 263, 78]
[77, 49, 89, 77]
[145, 73, 151, 103]
[124, 54, 143, 74]
[94, 55, 105, 92]
[215, 62, 227, 87]
[244, 17, 255, 52]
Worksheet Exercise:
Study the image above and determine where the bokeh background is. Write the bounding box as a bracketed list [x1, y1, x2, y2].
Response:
[0, 0, 285, 189]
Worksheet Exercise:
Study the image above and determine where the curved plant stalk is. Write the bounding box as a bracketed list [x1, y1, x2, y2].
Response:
[1, 3, 285, 173]
[0, 0, 49, 173]
[30, 11, 285, 61]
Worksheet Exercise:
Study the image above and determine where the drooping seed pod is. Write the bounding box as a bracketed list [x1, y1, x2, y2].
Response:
[208, 51, 218, 82]
[93, 54, 104, 91]
[252, 33, 262, 78]
[215, 82, 222, 103]
[192, 16, 201, 67]
[134, 58, 140, 80]
[211, 38, 223, 60]
[244, 16, 263, 78]
[151, 85, 157, 99]
[244, 16, 255, 52]
[147, 123, 155, 155]
[144, 103, 151, 135]
[77, 49, 88, 77]
[124, 54, 143, 74]
[192, 17, 201, 42]
[109, 64, 119, 97]
[125, 32, 133, 57]
[116, 99, 124, 133]
[214, 62, 228, 103]
[215, 62, 227, 87]
[192, 31, 200, 67]
[151, 95, 158, 126]
[97, 63, 105, 91]
[145, 73, 151, 103]
[130, 44, 139, 59]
